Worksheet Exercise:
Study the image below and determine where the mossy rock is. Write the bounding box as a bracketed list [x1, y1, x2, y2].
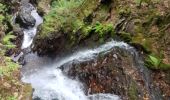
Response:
[128, 81, 138, 100]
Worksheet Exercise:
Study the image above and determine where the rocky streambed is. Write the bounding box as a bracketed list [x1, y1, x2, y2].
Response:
[3, 0, 170, 100]
[21, 40, 164, 100]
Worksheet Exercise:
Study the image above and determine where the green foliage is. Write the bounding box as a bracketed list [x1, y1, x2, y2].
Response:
[0, 57, 18, 76]
[145, 55, 161, 68]
[131, 33, 152, 52]
[128, 81, 138, 100]
[145, 54, 170, 70]
[79, 22, 114, 43]
[7, 96, 17, 100]
[135, 0, 150, 6]
[0, 15, 5, 23]
[135, 0, 160, 7]
[40, 0, 84, 38]
[2, 32, 16, 49]
[0, 3, 7, 13]
[92, 22, 114, 38]
[118, 6, 131, 16]
[51, 0, 82, 9]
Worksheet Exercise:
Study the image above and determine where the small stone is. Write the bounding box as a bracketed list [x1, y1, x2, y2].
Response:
[113, 54, 118, 59]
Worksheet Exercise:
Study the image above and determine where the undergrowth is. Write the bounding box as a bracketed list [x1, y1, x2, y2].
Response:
[40, 0, 84, 38]
[145, 53, 170, 70]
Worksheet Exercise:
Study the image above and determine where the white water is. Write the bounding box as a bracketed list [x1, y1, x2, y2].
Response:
[55, 40, 131, 68]
[22, 40, 134, 100]
[21, 5, 127, 100]
[21, 10, 43, 49]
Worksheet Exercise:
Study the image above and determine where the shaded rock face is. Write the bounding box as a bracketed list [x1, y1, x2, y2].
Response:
[33, 31, 107, 55]
[151, 71, 170, 99]
[61, 47, 153, 100]
[33, 32, 70, 55]
[16, 3, 36, 28]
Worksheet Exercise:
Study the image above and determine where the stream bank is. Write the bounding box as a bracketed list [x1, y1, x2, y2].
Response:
[31, 0, 170, 99]
[1, 0, 170, 100]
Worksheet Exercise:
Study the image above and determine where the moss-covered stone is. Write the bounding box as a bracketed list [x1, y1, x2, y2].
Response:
[128, 81, 138, 100]
[111, 0, 170, 69]
[34, 0, 170, 69]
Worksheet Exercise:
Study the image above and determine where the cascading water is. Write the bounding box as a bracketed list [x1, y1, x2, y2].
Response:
[22, 10, 43, 49]
[19, 7, 160, 100]
[20, 5, 121, 100]
[21, 40, 131, 100]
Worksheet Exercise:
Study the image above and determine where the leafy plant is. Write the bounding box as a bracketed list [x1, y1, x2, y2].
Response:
[41, 0, 84, 37]
[145, 54, 170, 70]
[145, 55, 161, 68]
[92, 22, 114, 38]
[2, 32, 16, 49]
[0, 15, 5, 23]
[0, 3, 7, 13]
[0, 56, 18, 76]
[7, 96, 17, 100]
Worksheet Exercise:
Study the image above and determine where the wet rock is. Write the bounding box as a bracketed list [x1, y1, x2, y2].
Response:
[151, 71, 170, 99]
[16, 3, 36, 28]
[61, 47, 162, 99]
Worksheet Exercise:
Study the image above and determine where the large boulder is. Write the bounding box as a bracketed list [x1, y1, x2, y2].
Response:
[16, 3, 36, 28]
[60, 47, 163, 99]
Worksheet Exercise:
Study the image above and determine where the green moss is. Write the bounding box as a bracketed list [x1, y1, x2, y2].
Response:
[0, 57, 19, 76]
[119, 32, 132, 42]
[116, 5, 131, 17]
[77, 0, 99, 18]
[131, 33, 152, 52]
[134, 0, 160, 7]
[92, 4, 111, 23]
[128, 81, 138, 100]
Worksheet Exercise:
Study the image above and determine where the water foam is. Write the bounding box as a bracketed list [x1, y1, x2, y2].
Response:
[21, 40, 133, 100]
[22, 10, 43, 49]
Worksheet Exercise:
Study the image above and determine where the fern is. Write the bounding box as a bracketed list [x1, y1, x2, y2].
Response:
[41, 0, 85, 37]
[2, 33, 16, 49]
[92, 22, 114, 38]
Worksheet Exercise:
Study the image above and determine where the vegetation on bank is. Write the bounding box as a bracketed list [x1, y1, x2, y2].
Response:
[0, 2, 32, 99]
[0, 2, 18, 75]
[145, 54, 170, 70]
[38, 0, 109, 40]
[113, 0, 170, 70]
[37, 0, 170, 70]
[40, 0, 84, 38]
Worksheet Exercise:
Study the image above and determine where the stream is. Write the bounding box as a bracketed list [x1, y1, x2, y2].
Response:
[21, 40, 130, 100]
[19, 5, 162, 100]
[20, 8, 122, 100]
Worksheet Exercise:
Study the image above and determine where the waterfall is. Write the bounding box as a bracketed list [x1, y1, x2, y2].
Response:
[21, 40, 134, 100]
[20, 4, 135, 100]
[21, 10, 43, 49]
[16, 2, 163, 100]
